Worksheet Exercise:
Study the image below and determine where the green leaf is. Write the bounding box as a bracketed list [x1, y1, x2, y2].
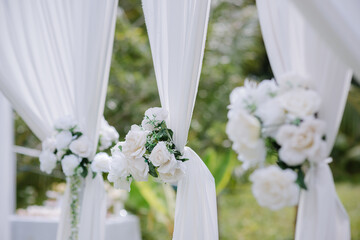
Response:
[118, 144, 122, 151]
[73, 132, 83, 138]
[148, 161, 158, 178]
[177, 158, 189, 162]
[296, 168, 307, 190]
[80, 166, 88, 178]
[92, 171, 97, 179]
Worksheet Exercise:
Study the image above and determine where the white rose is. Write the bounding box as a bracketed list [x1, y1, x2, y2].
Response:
[91, 152, 111, 173]
[149, 142, 171, 166]
[255, 79, 279, 102]
[56, 150, 66, 160]
[232, 140, 266, 169]
[277, 72, 312, 92]
[42, 137, 56, 152]
[55, 131, 73, 150]
[69, 135, 92, 158]
[107, 173, 132, 191]
[276, 119, 327, 166]
[256, 99, 285, 137]
[109, 150, 130, 179]
[159, 161, 185, 184]
[228, 80, 257, 112]
[128, 157, 149, 181]
[250, 166, 300, 210]
[226, 109, 261, 148]
[61, 154, 80, 176]
[257, 79, 279, 97]
[229, 79, 278, 114]
[122, 125, 148, 158]
[157, 154, 177, 174]
[99, 118, 119, 150]
[111, 142, 124, 156]
[142, 107, 168, 131]
[39, 150, 57, 174]
[109, 149, 148, 182]
[54, 116, 77, 130]
[278, 89, 321, 118]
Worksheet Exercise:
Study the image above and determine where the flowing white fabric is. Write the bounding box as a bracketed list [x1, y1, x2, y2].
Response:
[142, 1, 218, 239]
[0, 94, 14, 240]
[0, 1, 118, 239]
[257, 0, 352, 239]
[290, 0, 360, 78]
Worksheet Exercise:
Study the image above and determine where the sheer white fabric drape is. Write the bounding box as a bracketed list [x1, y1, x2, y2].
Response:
[290, 0, 360, 78]
[142, 1, 219, 239]
[0, 94, 14, 240]
[0, 1, 118, 240]
[257, 0, 352, 239]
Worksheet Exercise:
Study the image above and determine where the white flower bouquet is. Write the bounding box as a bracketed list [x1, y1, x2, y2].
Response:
[40, 116, 118, 178]
[106, 107, 187, 191]
[227, 73, 327, 210]
[39, 116, 119, 240]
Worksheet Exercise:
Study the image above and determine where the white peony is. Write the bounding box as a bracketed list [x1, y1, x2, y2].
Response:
[42, 137, 57, 152]
[276, 119, 327, 165]
[158, 161, 185, 184]
[61, 154, 80, 176]
[149, 142, 171, 167]
[91, 152, 111, 173]
[54, 116, 77, 130]
[69, 135, 92, 158]
[256, 99, 285, 137]
[55, 131, 73, 150]
[122, 125, 148, 158]
[250, 166, 300, 210]
[141, 107, 168, 131]
[39, 150, 57, 174]
[278, 88, 321, 118]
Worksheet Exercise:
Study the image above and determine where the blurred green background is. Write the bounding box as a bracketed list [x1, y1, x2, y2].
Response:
[15, 0, 360, 239]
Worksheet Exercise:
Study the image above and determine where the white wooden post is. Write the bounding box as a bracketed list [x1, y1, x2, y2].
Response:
[0, 93, 15, 240]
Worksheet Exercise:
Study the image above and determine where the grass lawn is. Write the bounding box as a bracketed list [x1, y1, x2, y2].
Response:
[218, 182, 360, 240]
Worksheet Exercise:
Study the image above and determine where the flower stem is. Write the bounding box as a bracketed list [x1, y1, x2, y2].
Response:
[69, 174, 81, 240]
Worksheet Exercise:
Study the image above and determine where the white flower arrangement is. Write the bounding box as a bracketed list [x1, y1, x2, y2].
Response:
[39, 116, 119, 240]
[227, 73, 327, 210]
[103, 107, 187, 191]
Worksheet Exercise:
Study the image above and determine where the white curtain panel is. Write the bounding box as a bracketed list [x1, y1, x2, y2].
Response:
[290, 0, 360, 78]
[0, 94, 14, 240]
[0, 1, 118, 240]
[257, 0, 352, 239]
[142, 1, 219, 239]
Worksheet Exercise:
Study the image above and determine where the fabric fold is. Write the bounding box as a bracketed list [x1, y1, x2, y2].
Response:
[257, 0, 352, 239]
[0, 1, 118, 239]
[296, 161, 350, 240]
[173, 147, 218, 240]
[142, 1, 218, 239]
[79, 175, 107, 240]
